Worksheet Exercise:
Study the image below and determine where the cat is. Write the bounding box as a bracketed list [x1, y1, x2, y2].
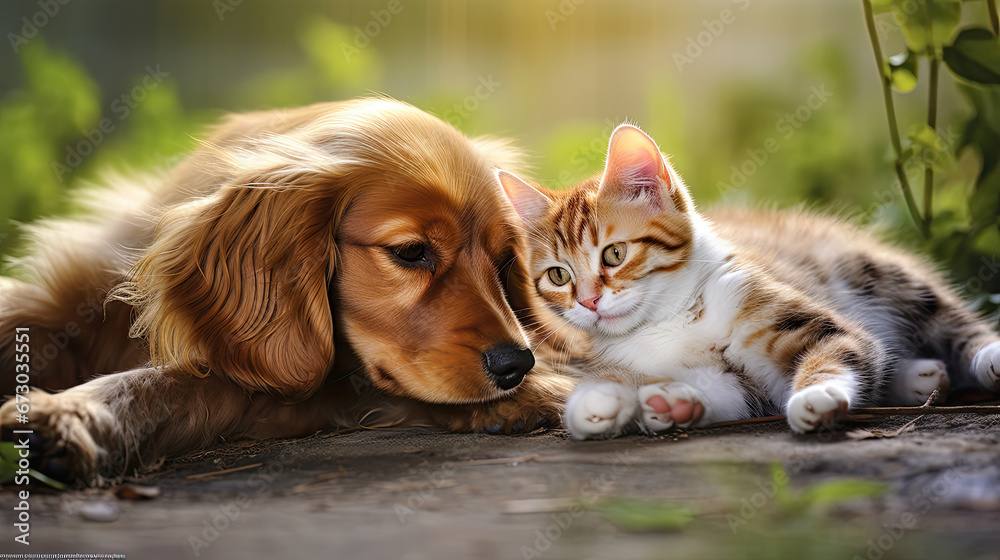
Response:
[497, 124, 1000, 439]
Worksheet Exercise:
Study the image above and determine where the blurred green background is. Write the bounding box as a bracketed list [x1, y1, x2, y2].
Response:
[0, 0, 997, 319]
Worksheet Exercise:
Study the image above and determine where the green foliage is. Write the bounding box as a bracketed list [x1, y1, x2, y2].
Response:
[890, 0, 961, 54]
[888, 50, 920, 92]
[0, 441, 67, 490]
[865, 0, 1000, 317]
[595, 498, 697, 532]
[944, 27, 1000, 84]
[0, 40, 101, 261]
[769, 464, 887, 515]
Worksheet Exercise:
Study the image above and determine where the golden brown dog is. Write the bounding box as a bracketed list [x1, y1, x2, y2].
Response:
[0, 98, 573, 484]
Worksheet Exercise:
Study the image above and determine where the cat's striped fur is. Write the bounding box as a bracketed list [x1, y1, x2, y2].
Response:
[499, 124, 1000, 438]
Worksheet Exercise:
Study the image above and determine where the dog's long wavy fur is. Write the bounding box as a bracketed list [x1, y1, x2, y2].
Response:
[0, 98, 576, 484]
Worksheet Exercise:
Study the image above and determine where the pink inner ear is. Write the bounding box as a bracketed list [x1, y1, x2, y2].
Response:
[602, 126, 671, 203]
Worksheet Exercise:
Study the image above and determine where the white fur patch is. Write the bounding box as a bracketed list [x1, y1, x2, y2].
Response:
[887, 359, 948, 406]
[786, 379, 852, 433]
[563, 381, 639, 440]
[971, 341, 1000, 391]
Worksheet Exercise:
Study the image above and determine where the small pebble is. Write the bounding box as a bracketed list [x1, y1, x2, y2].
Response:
[77, 500, 120, 522]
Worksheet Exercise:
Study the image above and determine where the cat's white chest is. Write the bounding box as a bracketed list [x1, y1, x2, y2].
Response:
[595, 268, 744, 380]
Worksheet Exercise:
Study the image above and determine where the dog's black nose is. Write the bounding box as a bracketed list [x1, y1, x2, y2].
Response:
[482, 345, 534, 390]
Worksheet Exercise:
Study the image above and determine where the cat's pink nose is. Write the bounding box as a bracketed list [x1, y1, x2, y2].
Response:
[579, 295, 601, 312]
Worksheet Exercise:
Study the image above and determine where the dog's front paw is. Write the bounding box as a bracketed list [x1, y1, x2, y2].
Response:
[786, 382, 850, 434]
[0, 388, 114, 485]
[563, 382, 638, 440]
[971, 341, 1000, 392]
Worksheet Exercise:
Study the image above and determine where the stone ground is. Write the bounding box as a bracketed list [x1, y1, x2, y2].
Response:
[2, 412, 1000, 560]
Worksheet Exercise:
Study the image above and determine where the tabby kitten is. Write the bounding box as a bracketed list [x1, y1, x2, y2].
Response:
[498, 124, 1000, 439]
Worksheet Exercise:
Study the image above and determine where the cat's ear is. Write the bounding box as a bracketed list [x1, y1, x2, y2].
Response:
[497, 170, 551, 227]
[599, 124, 672, 208]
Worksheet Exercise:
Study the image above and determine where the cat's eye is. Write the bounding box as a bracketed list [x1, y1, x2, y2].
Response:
[547, 267, 571, 286]
[602, 243, 627, 267]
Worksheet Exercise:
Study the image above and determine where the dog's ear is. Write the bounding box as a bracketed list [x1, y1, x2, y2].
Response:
[113, 128, 354, 402]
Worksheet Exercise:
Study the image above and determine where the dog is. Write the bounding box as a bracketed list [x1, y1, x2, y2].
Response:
[0, 98, 574, 484]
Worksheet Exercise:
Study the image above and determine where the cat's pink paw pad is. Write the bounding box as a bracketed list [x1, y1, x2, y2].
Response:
[786, 382, 850, 434]
[638, 383, 706, 432]
[645, 394, 670, 414]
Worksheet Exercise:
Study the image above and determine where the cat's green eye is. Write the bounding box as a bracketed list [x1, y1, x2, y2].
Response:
[547, 267, 571, 286]
[602, 242, 627, 267]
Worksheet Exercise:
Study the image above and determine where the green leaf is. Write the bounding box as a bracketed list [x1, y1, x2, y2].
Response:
[0, 441, 20, 483]
[595, 499, 696, 532]
[891, 0, 961, 54]
[798, 479, 887, 505]
[888, 50, 920, 92]
[28, 468, 67, 490]
[944, 27, 1000, 84]
[970, 161, 1000, 228]
[872, 0, 895, 14]
[907, 124, 955, 171]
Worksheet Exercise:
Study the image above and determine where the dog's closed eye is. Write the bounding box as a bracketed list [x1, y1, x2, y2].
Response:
[388, 243, 435, 273]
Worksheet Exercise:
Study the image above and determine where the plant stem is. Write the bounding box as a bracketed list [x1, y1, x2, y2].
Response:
[923, 57, 939, 238]
[990, 0, 1000, 36]
[862, 0, 926, 236]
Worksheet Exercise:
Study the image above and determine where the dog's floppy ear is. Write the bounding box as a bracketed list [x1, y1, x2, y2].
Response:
[113, 126, 353, 402]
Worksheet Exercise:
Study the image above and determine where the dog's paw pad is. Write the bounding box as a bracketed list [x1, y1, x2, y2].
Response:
[638, 382, 705, 432]
[971, 341, 1000, 391]
[786, 383, 849, 433]
[564, 382, 637, 440]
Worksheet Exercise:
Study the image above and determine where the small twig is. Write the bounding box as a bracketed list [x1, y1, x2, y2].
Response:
[706, 415, 786, 428]
[862, 0, 926, 236]
[460, 455, 538, 466]
[705, 391, 999, 428]
[186, 462, 262, 480]
[846, 404, 1000, 418]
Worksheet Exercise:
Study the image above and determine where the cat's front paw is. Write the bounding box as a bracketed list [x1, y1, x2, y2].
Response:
[786, 382, 850, 433]
[887, 359, 949, 405]
[971, 341, 1000, 392]
[563, 382, 638, 440]
[638, 382, 706, 431]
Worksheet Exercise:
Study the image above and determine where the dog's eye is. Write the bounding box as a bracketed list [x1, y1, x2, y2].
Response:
[389, 243, 434, 272]
[393, 244, 425, 262]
